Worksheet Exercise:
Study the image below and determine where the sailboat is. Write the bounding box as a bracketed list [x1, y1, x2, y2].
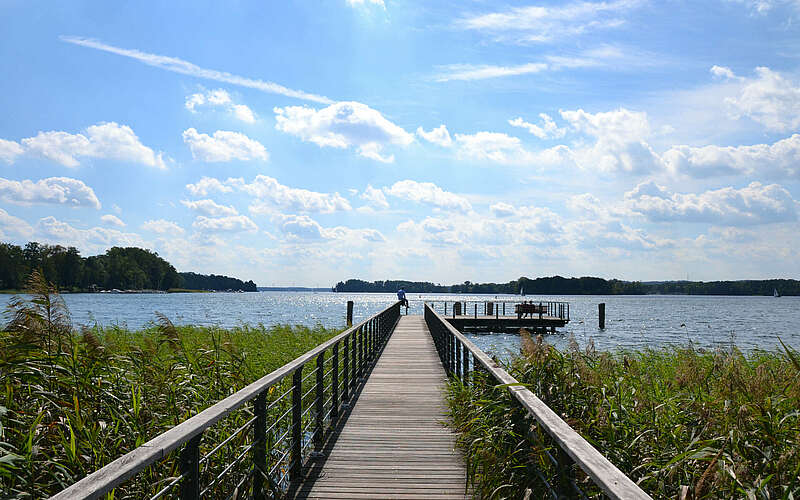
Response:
[520, 286, 525, 296]
[774, 288, 781, 297]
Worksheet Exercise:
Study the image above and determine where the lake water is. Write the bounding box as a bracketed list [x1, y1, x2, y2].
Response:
[1, 292, 798, 354]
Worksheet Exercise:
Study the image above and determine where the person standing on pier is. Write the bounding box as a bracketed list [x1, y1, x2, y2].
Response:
[397, 288, 409, 309]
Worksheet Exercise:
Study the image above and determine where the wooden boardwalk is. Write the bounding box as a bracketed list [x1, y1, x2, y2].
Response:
[294, 315, 469, 499]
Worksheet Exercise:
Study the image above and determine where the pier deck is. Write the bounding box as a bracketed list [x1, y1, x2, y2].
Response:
[447, 314, 568, 333]
[294, 315, 468, 499]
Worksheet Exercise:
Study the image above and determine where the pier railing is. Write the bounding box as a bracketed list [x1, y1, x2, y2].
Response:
[427, 299, 569, 321]
[424, 303, 650, 500]
[51, 301, 402, 500]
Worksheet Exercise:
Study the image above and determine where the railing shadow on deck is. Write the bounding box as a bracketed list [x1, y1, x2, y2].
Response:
[424, 303, 652, 500]
[50, 301, 402, 500]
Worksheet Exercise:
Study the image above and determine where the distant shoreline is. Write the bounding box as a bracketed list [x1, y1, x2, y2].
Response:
[333, 276, 799, 296]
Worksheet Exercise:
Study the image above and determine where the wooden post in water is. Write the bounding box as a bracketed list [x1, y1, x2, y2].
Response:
[599, 303, 606, 329]
[346, 300, 353, 327]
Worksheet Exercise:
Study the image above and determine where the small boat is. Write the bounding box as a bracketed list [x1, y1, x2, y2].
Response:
[774, 288, 781, 297]
[520, 286, 525, 296]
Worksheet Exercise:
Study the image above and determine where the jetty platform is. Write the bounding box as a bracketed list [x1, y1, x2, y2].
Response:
[293, 315, 467, 499]
[428, 299, 570, 333]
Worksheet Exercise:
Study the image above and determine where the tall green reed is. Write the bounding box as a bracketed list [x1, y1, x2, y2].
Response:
[0, 272, 337, 498]
[446, 331, 800, 499]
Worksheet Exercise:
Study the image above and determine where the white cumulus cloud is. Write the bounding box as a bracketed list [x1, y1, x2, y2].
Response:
[385, 180, 472, 213]
[185, 88, 257, 123]
[416, 125, 453, 147]
[142, 219, 185, 235]
[509, 114, 566, 139]
[720, 67, 800, 132]
[490, 202, 516, 218]
[0, 139, 24, 164]
[192, 215, 258, 233]
[360, 184, 390, 209]
[181, 199, 239, 217]
[182, 128, 268, 162]
[560, 108, 661, 173]
[272, 213, 385, 242]
[0, 177, 101, 209]
[0, 209, 34, 238]
[663, 134, 800, 178]
[11, 122, 165, 168]
[101, 214, 126, 227]
[274, 101, 414, 163]
[186, 176, 235, 196]
[230, 175, 352, 214]
[453, 131, 569, 166]
[38, 216, 146, 250]
[624, 181, 799, 225]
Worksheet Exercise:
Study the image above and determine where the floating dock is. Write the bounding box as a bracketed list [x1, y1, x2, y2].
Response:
[426, 300, 570, 333]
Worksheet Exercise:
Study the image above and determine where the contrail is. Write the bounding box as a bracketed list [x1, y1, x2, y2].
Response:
[60, 36, 334, 105]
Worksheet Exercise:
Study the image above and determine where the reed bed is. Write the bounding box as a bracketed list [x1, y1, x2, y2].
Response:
[447, 332, 800, 499]
[0, 272, 338, 498]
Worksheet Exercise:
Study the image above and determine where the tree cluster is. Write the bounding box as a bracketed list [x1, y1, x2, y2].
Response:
[0, 241, 256, 292]
[179, 272, 257, 292]
[333, 275, 799, 296]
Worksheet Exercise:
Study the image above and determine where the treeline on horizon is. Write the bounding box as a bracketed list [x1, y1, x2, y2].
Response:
[334, 276, 800, 296]
[0, 241, 257, 292]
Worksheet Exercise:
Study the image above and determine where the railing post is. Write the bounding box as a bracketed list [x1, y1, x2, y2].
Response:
[350, 329, 358, 390]
[314, 352, 325, 454]
[342, 337, 350, 404]
[447, 331, 453, 375]
[365, 321, 370, 363]
[463, 347, 470, 387]
[369, 320, 374, 361]
[332, 343, 339, 421]
[253, 393, 266, 500]
[291, 369, 302, 482]
[179, 434, 201, 500]
[455, 340, 461, 380]
[358, 326, 364, 380]
[557, 447, 576, 498]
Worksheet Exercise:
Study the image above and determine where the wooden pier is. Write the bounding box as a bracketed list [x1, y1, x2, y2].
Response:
[294, 315, 467, 499]
[52, 301, 649, 500]
[428, 300, 570, 333]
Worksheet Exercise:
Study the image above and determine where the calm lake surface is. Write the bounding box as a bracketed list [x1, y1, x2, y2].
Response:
[2, 292, 798, 354]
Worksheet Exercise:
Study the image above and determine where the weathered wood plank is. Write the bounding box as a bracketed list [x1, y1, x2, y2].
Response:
[295, 315, 469, 499]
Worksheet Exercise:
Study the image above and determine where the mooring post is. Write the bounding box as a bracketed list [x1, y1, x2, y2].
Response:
[346, 300, 353, 327]
[599, 302, 606, 329]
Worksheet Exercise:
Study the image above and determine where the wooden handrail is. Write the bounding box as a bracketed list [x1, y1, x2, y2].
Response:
[51, 301, 402, 500]
[424, 303, 651, 500]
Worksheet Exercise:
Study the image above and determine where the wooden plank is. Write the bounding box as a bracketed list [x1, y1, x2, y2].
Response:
[296, 315, 469, 499]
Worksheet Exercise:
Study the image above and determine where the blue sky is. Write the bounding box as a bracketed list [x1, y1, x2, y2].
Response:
[1, 0, 799, 286]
